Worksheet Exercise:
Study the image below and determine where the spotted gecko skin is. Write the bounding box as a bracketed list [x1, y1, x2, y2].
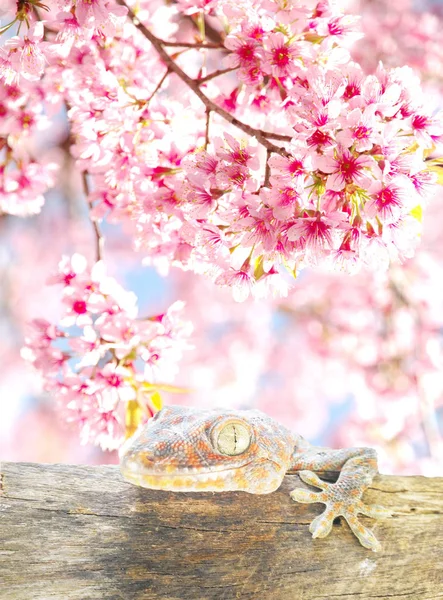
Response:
[120, 405, 391, 551]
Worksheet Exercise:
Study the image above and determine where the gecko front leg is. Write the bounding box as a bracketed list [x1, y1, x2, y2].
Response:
[289, 445, 391, 551]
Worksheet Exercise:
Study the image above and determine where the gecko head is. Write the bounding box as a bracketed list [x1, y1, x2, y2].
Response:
[120, 405, 294, 494]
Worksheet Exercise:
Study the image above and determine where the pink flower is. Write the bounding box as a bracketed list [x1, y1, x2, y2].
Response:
[317, 148, 378, 191]
[62, 293, 93, 327]
[254, 266, 291, 299]
[263, 186, 302, 220]
[287, 214, 336, 254]
[332, 230, 362, 274]
[360, 74, 401, 117]
[263, 33, 301, 78]
[75, 0, 112, 27]
[409, 170, 437, 200]
[223, 36, 263, 70]
[196, 225, 230, 259]
[175, 0, 217, 16]
[215, 269, 254, 302]
[237, 62, 265, 85]
[0, 50, 16, 85]
[48, 254, 88, 287]
[306, 128, 334, 149]
[408, 113, 443, 148]
[0, 161, 57, 216]
[323, 15, 362, 44]
[342, 64, 365, 100]
[98, 313, 139, 350]
[215, 134, 260, 171]
[6, 22, 46, 81]
[94, 363, 136, 402]
[365, 177, 417, 224]
[182, 151, 218, 182]
[22, 254, 193, 449]
[54, 12, 88, 55]
[241, 214, 275, 252]
[69, 326, 101, 366]
[335, 107, 377, 152]
[22, 319, 63, 350]
[182, 182, 216, 218]
[215, 163, 257, 191]
[268, 150, 311, 185]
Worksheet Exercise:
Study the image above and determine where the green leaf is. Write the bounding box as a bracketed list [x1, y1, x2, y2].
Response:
[125, 400, 144, 440]
[283, 259, 297, 280]
[410, 205, 423, 222]
[150, 391, 163, 412]
[253, 256, 265, 281]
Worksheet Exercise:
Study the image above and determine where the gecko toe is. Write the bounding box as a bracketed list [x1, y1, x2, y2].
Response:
[290, 488, 321, 504]
[298, 470, 329, 490]
[358, 502, 393, 519]
[344, 513, 382, 552]
[309, 509, 335, 539]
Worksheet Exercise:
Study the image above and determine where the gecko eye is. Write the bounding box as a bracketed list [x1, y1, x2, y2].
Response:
[212, 420, 252, 456]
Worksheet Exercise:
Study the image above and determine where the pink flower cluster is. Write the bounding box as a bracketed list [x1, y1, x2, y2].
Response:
[0, 76, 58, 216]
[1, 0, 442, 295]
[222, 5, 361, 86]
[21, 254, 192, 449]
[179, 63, 441, 299]
[0, 3, 127, 84]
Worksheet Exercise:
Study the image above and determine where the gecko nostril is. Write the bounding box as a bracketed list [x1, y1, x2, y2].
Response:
[154, 447, 169, 458]
[138, 451, 156, 467]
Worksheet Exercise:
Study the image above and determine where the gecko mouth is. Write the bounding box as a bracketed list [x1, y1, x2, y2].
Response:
[120, 461, 255, 492]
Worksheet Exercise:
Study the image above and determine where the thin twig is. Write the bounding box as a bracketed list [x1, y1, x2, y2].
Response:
[82, 172, 104, 262]
[197, 67, 237, 85]
[204, 108, 211, 149]
[162, 41, 222, 49]
[264, 149, 272, 188]
[146, 68, 170, 104]
[116, 0, 291, 157]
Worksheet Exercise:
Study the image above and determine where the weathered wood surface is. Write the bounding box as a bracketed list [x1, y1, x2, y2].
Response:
[0, 462, 442, 600]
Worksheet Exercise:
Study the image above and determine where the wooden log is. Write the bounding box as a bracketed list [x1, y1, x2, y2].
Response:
[1, 462, 442, 600]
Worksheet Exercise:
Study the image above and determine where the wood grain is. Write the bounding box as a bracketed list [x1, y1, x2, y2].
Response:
[1, 462, 442, 600]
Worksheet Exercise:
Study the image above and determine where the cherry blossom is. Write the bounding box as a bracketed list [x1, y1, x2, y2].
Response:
[4, 22, 46, 82]
[2, 0, 439, 293]
[22, 255, 192, 449]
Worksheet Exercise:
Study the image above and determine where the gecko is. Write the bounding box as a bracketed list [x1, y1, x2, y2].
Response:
[119, 405, 391, 551]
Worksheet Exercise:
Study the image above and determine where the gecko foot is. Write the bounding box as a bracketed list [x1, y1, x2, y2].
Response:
[290, 469, 391, 552]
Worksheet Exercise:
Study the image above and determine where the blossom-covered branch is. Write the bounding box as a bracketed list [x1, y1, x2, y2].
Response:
[116, 0, 292, 154]
[2, 0, 442, 301]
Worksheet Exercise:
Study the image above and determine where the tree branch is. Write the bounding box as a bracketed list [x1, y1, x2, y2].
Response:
[204, 108, 211, 149]
[2, 462, 443, 600]
[116, 0, 291, 157]
[161, 41, 223, 49]
[197, 67, 238, 85]
[146, 68, 170, 104]
[264, 149, 272, 187]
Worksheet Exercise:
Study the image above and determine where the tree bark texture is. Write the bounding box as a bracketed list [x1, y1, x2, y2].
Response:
[1, 462, 442, 600]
